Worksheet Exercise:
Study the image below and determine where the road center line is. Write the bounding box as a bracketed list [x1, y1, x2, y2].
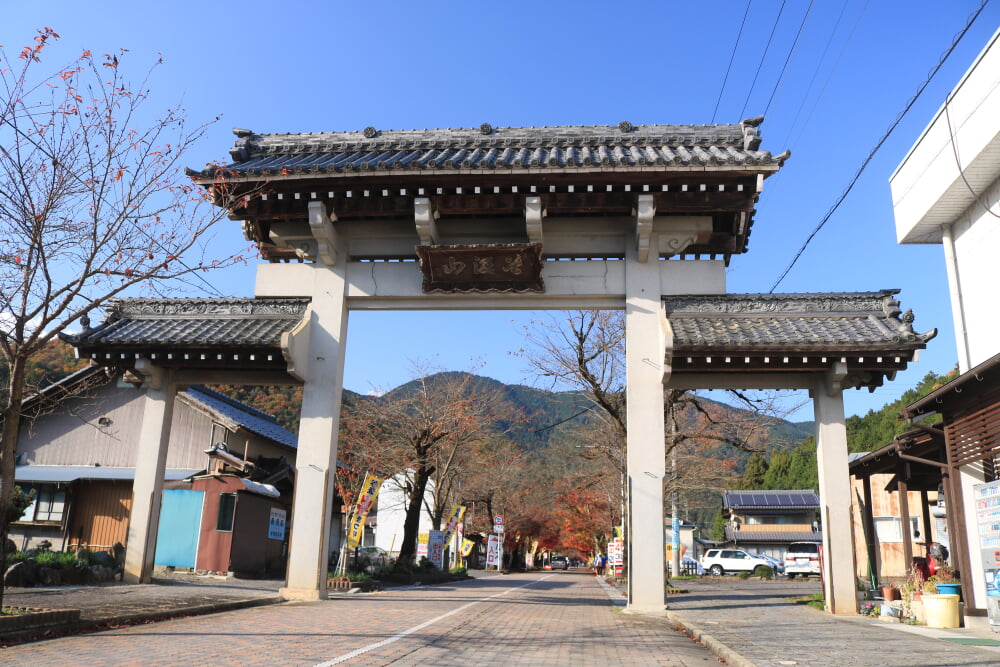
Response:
[314, 575, 555, 666]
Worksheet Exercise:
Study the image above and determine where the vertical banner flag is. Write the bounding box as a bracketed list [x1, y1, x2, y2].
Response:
[460, 538, 475, 557]
[346, 473, 383, 547]
[428, 530, 445, 569]
[417, 532, 430, 560]
[486, 534, 502, 567]
[442, 504, 467, 544]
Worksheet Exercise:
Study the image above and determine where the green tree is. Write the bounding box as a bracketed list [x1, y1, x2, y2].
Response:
[739, 453, 769, 489]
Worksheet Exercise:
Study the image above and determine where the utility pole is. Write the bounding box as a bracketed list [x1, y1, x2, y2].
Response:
[670, 405, 681, 578]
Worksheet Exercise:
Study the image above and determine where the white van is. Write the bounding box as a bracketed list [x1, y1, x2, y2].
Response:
[784, 541, 821, 578]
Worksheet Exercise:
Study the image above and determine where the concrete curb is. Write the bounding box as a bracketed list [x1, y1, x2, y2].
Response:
[0, 596, 284, 646]
[664, 609, 757, 667]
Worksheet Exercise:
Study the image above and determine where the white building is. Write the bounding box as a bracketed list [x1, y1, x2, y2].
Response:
[374, 472, 435, 557]
[890, 26, 1000, 614]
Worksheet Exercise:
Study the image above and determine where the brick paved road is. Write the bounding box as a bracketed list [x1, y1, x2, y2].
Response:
[0, 571, 717, 667]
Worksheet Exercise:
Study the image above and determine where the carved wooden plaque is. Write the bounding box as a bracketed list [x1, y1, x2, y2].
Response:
[415, 243, 544, 293]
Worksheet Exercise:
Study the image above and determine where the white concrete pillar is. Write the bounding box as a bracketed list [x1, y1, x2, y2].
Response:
[124, 362, 175, 583]
[624, 232, 666, 612]
[812, 374, 858, 615]
[280, 262, 349, 600]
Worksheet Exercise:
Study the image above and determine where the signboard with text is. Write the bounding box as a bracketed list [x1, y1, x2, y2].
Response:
[486, 534, 502, 568]
[428, 530, 445, 569]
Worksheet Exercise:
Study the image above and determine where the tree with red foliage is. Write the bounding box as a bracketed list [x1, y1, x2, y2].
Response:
[0, 30, 252, 606]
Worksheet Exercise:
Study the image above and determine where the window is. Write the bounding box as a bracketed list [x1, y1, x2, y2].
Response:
[874, 516, 920, 543]
[217, 493, 237, 531]
[18, 485, 66, 523]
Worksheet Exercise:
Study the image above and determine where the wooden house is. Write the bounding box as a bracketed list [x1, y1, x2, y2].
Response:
[721, 490, 823, 561]
[12, 366, 298, 577]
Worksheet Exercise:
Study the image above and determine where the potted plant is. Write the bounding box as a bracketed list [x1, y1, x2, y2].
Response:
[928, 564, 961, 596]
[881, 581, 901, 601]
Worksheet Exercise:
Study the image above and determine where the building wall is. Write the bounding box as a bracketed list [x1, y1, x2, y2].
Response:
[66, 480, 132, 551]
[374, 474, 434, 556]
[16, 382, 296, 471]
[850, 474, 941, 579]
[953, 178, 1000, 367]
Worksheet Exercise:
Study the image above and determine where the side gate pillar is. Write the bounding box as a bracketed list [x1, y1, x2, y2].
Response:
[813, 364, 859, 614]
[624, 228, 667, 611]
[124, 360, 175, 583]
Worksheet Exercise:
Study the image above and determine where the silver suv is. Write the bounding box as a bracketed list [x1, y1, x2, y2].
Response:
[700, 548, 774, 576]
[783, 541, 821, 578]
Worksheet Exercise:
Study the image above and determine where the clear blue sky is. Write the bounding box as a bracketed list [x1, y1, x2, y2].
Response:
[6, 1, 999, 419]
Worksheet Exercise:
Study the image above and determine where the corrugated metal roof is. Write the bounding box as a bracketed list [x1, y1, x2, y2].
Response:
[665, 291, 937, 349]
[185, 386, 297, 450]
[192, 120, 789, 178]
[15, 466, 201, 483]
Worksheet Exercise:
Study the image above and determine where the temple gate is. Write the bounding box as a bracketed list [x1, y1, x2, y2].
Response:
[66, 119, 934, 614]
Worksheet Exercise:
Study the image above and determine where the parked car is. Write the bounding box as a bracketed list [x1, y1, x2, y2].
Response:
[700, 548, 774, 576]
[752, 553, 785, 575]
[550, 555, 569, 570]
[667, 556, 705, 576]
[783, 541, 822, 578]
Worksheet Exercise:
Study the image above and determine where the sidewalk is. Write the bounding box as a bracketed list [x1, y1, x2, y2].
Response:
[603, 576, 1000, 667]
[1, 572, 283, 643]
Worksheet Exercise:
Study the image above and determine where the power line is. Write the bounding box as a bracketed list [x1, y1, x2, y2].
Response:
[762, 0, 815, 117]
[944, 88, 1000, 219]
[712, 0, 753, 124]
[769, 0, 991, 293]
[740, 0, 788, 120]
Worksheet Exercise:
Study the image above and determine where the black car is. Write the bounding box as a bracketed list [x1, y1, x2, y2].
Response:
[550, 555, 569, 570]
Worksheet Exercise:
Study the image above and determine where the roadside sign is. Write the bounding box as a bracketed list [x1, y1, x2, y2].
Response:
[493, 524, 505, 534]
[494, 515, 504, 525]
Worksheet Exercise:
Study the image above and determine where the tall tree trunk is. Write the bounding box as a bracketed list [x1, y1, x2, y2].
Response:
[397, 465, 432, 562]
[1, 355, 29, 609]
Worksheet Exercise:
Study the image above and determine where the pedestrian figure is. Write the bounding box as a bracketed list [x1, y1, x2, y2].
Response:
[596, 552, 607, 576]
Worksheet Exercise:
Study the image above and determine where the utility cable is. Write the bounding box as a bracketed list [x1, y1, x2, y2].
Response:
[944, 89, 1000, 219]
[712, 0, 753, 124]
[769, 0, 991, 293]
[763, 0, 815, 117]
[740, 0, 788, 120]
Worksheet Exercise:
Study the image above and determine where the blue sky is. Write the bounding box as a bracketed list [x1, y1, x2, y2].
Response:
[6, 1, 999, 419]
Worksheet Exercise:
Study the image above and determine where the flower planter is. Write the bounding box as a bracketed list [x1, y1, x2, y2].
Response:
[935, 582, 961, 596]
[922, 593, 961, 628]
[881, 586, 901, 601]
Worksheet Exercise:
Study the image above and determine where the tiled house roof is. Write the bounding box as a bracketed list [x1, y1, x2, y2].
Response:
[183, 386, 297, 450]
[192, 119, 789, 178]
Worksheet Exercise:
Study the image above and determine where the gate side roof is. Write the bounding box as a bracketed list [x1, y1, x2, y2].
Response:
[664, 291, 937, 391]
[61, 298, 310, 371]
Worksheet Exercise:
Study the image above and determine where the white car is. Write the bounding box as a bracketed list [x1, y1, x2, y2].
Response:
[700, 548, 774, 576]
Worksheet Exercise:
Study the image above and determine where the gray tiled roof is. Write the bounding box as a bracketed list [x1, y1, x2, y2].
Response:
[665, 291, 936, 350]
[723, 528, 823, 543]
[66, 298, 310, 348]
[184, 386, 297, 450]
[192, 119, 788, 178]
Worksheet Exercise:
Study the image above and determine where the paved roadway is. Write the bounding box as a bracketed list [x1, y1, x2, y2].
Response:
[1, 571, 716, 667]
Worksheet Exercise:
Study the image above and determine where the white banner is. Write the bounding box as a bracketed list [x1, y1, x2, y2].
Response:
[486, 534, 502, 567]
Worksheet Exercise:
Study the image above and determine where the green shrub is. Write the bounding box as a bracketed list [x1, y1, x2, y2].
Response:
[5, 551, 28, 566]
[737, 570, 751, 580]
[346, 571, 372, 583]
[754, 565, 775, 579]
[450, 566, 467, 576]
[34, 550, 79, 569]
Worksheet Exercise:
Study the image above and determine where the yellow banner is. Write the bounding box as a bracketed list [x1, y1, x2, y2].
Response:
[442, 504, 467, 544]
[460, 538, 475, 557]
[347, 473, 383, 547]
